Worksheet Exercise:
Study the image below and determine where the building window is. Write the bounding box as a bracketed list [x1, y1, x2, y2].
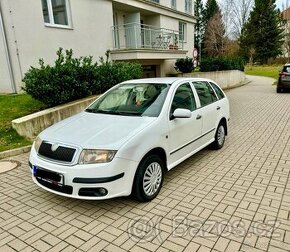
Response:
[171, 0, 177, 9]
[179, 22, 186, 42]
[185, 0, 192, 14]
[41, 0, 71, 27]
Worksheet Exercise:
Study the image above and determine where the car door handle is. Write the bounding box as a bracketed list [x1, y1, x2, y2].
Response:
[217, 106, 221, 110]
[196, 115, 202, 120]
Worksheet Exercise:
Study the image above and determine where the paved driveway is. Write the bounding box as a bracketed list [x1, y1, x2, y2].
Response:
[0, 76, 290, 252]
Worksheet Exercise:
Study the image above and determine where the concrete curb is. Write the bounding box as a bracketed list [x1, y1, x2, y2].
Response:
[0, 146, 31, 160]
[223, 79, 251, 91]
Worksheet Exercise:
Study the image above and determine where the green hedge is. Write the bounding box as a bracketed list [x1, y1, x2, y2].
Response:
[200, 57, 245, 72]
[23, 48, 143, 107]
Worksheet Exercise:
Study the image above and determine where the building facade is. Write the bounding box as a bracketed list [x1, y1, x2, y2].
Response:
[0, 0, 195, 93]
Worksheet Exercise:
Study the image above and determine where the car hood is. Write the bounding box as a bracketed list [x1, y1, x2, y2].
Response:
[40, 112, 157, 149]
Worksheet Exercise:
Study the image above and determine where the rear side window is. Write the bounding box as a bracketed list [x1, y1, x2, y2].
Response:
[193, 81, 217, 107]
[171, 83, 196, 114]
[210, 82, 225, 100]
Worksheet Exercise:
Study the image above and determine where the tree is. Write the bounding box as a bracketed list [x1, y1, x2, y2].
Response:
[204, 0, 219, 24]
[230, 0, 254, 38]
[194, 0, 205, 49]
[204, 9, 226, 57]
[239, 0, 283, 64]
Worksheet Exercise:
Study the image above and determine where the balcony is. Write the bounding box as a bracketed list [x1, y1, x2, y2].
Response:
[110, 23, 187, 61]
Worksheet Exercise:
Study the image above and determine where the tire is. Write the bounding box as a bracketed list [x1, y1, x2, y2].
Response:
[276, 87, 282, 93]
[212, 123, 226, 150]
[132, 154, 164, 202]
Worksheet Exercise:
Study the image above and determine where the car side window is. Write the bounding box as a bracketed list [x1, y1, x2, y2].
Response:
[193, 81, 218, 107]
[171, 83, 196, 114]
[210, 82, 225, 100]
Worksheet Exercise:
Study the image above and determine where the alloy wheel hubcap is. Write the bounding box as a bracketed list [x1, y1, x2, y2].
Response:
[217, 125, 225, 146]
[143, 162, 162, 196]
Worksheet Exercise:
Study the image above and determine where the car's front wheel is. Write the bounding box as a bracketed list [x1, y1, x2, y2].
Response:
[212, 123, 226, 149]
[277, 87, 282, 93]
[132, 154, 164, 202]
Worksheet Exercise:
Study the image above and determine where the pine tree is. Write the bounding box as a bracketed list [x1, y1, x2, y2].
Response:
[204, 0, 219, 24]
[239, 0, 283, 63]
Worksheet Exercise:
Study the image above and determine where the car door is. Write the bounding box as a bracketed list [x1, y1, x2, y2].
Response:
[192, 81, 219, 145]
[168, 82, 202, 168]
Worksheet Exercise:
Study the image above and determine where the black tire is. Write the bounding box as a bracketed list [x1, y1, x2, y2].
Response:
[132, 154, 165, 202]
[211, 123, 226, 150]
[276, 87, 282, 93]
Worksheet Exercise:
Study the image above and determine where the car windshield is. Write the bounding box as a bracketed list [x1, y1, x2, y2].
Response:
[86, 83, 170, 117]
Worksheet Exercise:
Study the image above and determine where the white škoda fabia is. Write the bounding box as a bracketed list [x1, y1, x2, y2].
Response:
[29, 78, 230, 202]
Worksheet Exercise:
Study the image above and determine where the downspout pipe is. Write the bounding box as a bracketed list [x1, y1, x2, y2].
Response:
[0, 1, 17, 93]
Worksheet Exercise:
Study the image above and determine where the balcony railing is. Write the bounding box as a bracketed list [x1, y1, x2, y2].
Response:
[112, 23, 184, 50]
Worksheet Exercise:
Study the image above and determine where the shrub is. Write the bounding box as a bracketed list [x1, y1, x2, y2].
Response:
[94, 56, 143, 94]
[200, 57, 245, 72]
[23, 48, 143, 107]
[175, 57, 195, 73]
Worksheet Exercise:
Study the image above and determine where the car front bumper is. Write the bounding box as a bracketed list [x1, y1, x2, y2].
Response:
[29, 148, 138, 200]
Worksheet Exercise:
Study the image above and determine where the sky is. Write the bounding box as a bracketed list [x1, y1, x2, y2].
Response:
[201, 0, 285, 10]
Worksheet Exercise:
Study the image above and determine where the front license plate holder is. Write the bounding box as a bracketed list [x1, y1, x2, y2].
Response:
[33, 166, 64, 186]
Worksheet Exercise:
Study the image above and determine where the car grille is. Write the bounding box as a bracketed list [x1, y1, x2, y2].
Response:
[38, 142, 76, 163]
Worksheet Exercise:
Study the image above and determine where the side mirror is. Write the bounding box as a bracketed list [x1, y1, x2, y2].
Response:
[172, 108, 191, 119]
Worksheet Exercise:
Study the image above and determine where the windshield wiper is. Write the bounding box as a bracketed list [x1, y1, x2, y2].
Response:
[85, 109, 141, 116]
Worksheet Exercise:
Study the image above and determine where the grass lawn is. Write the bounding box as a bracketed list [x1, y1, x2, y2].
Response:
[245, 65, 282, 80]
[0, 94, 45, 152]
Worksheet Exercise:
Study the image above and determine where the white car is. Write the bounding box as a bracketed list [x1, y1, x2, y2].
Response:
[29, 78, 230, 202]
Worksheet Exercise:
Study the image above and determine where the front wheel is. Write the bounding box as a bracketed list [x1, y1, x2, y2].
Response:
[212, 123, 226, 150]
[132, 155, 164, 202]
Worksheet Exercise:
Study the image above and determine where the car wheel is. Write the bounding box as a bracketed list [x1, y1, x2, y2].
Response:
[276, 87, 282, 93]
[212, 123, 226, 150]
[132, 154, 164, 202]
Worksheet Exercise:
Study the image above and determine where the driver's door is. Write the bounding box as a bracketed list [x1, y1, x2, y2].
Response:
[168, 82, 203, 168]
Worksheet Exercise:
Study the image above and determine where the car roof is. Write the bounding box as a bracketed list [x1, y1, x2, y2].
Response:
[121, 77, 214, 85]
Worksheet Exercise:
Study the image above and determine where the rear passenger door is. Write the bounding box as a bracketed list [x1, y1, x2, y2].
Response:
[192, 81, 219, 144]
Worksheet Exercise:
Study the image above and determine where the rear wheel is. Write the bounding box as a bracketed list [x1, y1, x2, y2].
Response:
[132, 154, 164, 202]
[212, 123, 226, 150]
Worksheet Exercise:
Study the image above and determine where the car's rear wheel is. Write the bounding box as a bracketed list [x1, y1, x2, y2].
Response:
[212, 123, 226, 150]
[132, 154, 164, 202]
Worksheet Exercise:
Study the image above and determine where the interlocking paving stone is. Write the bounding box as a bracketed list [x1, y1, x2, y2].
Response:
[0, 75, 290, 251]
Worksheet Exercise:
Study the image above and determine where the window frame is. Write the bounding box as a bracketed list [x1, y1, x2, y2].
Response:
[169, 82, 197, 119]
[192, 81, 218, 107]
[171, 0, 177, 9]
[179, 21, 186, 42]
[42, 0, 73, 29]
[209, 82, 225, 100]
[185, 0, 193, 14]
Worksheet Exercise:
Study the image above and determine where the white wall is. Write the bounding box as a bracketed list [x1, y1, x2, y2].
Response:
[1, 0, 113, 92]
[0, 9, 14, 93]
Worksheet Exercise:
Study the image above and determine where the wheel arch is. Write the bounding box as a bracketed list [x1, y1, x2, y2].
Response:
[139, 147, 168, 171]
[219, 117, 228, 135]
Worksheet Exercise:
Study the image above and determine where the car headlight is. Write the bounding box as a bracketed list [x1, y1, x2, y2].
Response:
[79, 149, 117, 164]
[34, 136, 43, 153]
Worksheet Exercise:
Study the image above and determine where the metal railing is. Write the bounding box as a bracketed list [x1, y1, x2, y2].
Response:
[112, 23, 183, 50]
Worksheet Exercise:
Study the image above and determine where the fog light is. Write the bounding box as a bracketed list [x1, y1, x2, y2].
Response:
[78, 187, 108, 197]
